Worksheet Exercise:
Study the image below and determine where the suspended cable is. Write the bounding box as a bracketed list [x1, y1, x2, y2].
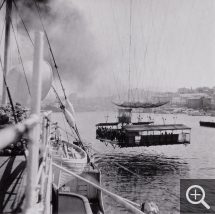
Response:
[52, 86, 86, 154]
[61, 112, 70, 143]
[0, 0, 5, 11]
[34, 0, 67, 99]
[136, 0, 159, 99]
[12, 0, 34, 46]
[0, 18, 5, 48]
[172, 1, 195, 90]
[0, 54, 18, 123]
[97, 0, 121, 102]
[161, 0, 184, 93]
[183, 2, 206, 87]
[128, 0, 132, 102]
[51, 86, 64, 107]
[6, 5, 31, 96]
[45, 116, 78, 140]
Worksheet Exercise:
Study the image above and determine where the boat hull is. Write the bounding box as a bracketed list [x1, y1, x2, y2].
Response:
[200, 121, 215, 128]
[52, 143, 87, 188]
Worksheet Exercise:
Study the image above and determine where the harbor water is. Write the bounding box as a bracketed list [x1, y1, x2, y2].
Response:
[52, 112, 215, 214]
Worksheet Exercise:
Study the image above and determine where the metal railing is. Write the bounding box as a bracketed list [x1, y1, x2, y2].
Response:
[0, 111, 53, 214]
[0, 114, 39, 151]
[0, 32, 54, 214]
[35, 112, 52, 214]
[53, 163, 145, 214]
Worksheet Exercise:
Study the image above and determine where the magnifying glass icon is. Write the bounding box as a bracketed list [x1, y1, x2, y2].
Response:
[186, 185, 210, 209]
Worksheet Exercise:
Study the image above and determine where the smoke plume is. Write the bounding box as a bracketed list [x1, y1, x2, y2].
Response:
[15, 0, 103, 93]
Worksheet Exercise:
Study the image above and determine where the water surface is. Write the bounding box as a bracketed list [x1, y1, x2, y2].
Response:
[52, 112, 215, 214]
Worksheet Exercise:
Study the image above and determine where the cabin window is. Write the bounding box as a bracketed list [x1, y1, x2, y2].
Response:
[135, 136, 141, 142]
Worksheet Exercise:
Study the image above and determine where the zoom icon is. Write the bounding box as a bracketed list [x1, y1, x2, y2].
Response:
[186, 185, 210, 209]
[180, 179, 215, 213]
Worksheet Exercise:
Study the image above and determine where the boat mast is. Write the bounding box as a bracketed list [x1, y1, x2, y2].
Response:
[2, 0, 12, 104]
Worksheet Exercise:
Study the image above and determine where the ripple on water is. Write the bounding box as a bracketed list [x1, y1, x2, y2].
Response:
[95, 152, 189, 214]
[52, 112, 215, 213]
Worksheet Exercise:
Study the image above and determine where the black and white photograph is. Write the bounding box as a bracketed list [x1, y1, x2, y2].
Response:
[0, 0, 214, 213]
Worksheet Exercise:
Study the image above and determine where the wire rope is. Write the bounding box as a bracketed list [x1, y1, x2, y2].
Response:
[128, 0, 132, 102]
[98, 0, 122, 103]
[61, 111, 70, 143]
[12, 0, 34, 46]
[33, 0, 67, 99]
[171, 1, 195, 91]
[183, 2, 206, 87]
[136, 0, 159, 99]
[0, 0, 5, 11]
[7, 6, 31, 96]
[0, 52, 18, 122]
[0, 18, 5, 48]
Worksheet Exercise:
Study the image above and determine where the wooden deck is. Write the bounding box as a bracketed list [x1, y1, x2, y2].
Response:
[0, 156, 26, 213]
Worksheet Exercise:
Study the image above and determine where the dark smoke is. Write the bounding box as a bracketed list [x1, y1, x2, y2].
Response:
[15, 0, 103, 92]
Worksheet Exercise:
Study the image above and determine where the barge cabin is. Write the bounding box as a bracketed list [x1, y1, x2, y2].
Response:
[96, 109, 191, 148]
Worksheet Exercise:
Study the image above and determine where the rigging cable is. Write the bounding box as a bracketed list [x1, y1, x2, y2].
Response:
[171, 1, 195, 91]
[183, 1, 206, 87]
[12, 0, 34, 46]
[61, 112, 70, 143]
[51, 86, 64, 107]
[0, 0, 5, 10]
[109, 0, 130, 100]
[34, 0, 67, 99]
[136, 0, 159, 100]
[52, 86, 84, 150]
[128, 0, 132, 102]
[161, 0, 184, 93]
[0, 53, 18, 123]
[0, 15, 5, 48]
[98, 0, 121, 102]
[0, 7, 18, 123]
[6, 5, 31, 96]
[46, 117, 78, 141]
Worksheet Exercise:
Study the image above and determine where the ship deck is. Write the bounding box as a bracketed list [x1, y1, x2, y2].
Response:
[0, 156, 26, 213]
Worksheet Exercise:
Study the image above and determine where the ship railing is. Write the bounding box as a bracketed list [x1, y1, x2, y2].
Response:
[0, 114, 39, 151]
[53, 162, 146, 214]
[0, 110, 54, 214]
[34, 111, 53, 214]
[24, 111, 53, 214]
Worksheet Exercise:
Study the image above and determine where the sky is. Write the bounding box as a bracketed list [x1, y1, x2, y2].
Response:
[0, 0, 215, 99]
[72, 0, 215, 96]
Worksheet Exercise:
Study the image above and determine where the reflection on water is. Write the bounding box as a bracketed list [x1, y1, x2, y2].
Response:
[52, 112, 215, 214]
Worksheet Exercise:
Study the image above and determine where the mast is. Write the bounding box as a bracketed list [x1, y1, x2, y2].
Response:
[2, 0, 12, 104]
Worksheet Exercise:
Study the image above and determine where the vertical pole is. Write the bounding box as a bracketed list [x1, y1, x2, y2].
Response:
[41, 117, 46, 154]
[2, 0, 12, 104]
[24, 32, 44, 214]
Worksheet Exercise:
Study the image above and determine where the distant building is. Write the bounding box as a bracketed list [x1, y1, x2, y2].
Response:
[180, 93, 209, 104]
[211, 93, 215, 105]
[187, 98, 203, 109]
[151, 95, 171, 103]
[178, 87, 194, 94]
[187, 97, 211, 109]
[202, 97, 211, 108]
[171, 97, 186, 106]
[196, 87, 214, 95]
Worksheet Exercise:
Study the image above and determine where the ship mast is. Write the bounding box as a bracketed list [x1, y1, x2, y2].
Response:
[2, 0, 12, 104]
